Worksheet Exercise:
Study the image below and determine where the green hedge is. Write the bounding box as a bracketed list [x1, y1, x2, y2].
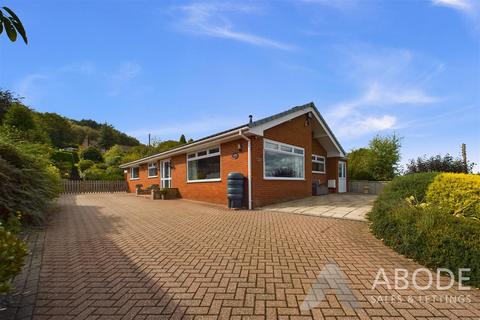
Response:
[368, 172, 480, 288]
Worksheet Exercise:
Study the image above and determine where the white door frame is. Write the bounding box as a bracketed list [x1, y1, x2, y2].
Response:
[338, 161, 347, 193]
[160, 159, 171, 188]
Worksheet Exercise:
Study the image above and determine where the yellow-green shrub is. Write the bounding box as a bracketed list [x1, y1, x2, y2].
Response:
[0, 226, 27, 293]
[426, 173, 480, 219]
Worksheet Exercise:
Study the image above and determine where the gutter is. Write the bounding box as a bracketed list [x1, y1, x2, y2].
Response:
[238, 129, 253, 210]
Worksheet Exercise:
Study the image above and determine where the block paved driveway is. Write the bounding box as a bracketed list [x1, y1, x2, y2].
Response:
[31, 194, 479, 319]
[261, 193, 377, 221]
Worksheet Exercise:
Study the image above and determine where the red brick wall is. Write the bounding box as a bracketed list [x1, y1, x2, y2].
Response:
[126, 139, 249, 206]
[126, 162, 160, 191]
[171, 139, 248, 205]
[250, 115, 314, 207]
[312, 139, 327, 185]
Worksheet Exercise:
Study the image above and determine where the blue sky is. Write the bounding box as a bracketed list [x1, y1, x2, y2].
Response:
[1, 0, 479, 170]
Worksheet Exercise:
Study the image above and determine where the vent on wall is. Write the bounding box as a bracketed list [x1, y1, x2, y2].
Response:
[328, 179, 336, 189]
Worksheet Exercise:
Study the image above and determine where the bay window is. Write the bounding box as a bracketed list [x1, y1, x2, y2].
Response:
[264, 139, 304, 179]
[187, 147, 221, 182]
[312, 155, 326, 173]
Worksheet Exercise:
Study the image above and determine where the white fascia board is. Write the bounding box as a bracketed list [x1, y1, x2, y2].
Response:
[249, 106, 345, 158]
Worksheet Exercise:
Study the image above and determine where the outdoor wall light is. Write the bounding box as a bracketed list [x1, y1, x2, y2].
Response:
[237, 143, 243, 152]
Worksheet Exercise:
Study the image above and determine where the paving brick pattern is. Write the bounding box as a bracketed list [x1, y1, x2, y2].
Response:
[261, 194, 377, 221]
[1, 229, 45, 320]
[31, 194, 479, 319]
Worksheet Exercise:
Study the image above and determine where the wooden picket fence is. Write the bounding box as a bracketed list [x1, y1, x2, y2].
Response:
[62, 180, 128, 194]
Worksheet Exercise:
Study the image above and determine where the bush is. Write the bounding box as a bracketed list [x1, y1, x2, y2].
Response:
[83, 166, 123, 180]
[78, 159, 95, 172]
[80, 147, 103, 163]
[369, 172, 480, 288]
[0, 225, 27, 294]
[426, 173, 480, 219]
[0, 138, 61, 224]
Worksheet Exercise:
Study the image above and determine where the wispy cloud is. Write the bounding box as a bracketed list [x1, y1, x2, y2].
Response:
[107, 62, 142, 96]
[14, 74, 49, 105]
[173, 3, 295, 50]
[431, 0, 480, 30]
[326, 47, 442, 139]
[432, 0, 474, 12]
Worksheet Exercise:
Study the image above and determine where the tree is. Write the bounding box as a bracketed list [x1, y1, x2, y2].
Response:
[347, 134, 401, 181]
[347, 148, 375, 180]
[0, 89, 21, 122]
[368, 134, 401, 181]
[3, 103, 35, 131]
[98, 124, 116, 149]
[179, 134, 187, 144]
[0, 7, 27, 44]
[80, 147, 103, 163]
[104, 145, 125, 166]
[39, 113, 76, 148]
[406, 154, 474, 174]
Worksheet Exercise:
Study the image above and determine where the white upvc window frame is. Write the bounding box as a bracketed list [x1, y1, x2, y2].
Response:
[263, 139, 305, 180]
[186, 146, 221, 183]
[147, 161, 158, 178]
[130, 166, 140, 180]
[312, 154, 326, 174]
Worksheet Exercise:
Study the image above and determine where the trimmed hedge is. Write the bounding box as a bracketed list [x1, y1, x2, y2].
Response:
[368, 172, 480, 288]
[426, 173, 480, 219]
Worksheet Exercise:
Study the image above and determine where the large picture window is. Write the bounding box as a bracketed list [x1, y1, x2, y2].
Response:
[187, 147, 221, 182]
[148, 162, 158, 178]
[264, 139, 304, 179]
[312, 154, 326, 173]
[130, 167, 139, 180]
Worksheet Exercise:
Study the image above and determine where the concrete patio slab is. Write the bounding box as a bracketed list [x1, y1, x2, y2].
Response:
[261, 193, 377, 221]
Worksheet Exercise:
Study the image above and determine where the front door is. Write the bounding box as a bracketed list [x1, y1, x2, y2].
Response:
[338, 161, 347, 193]
[160, 160, 171, 188]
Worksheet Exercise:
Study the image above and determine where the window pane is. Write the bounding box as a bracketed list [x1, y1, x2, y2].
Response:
[209, 148, 219, 154]
[280, 145, 292, 152]
[265, 150, 304, 178]
[265, 142, 278, 150]
[188, 155, 220, 180]
[197, 151, 207, 157]
[312, 162, 325, 172]
[294, 148, 304, 155]
[162, 162, 170, 178]
[131, 167, 139, 178]
[187, 153, 195, 159]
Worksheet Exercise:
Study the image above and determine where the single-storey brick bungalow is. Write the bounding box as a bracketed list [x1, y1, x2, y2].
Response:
[120, 102, 347, 209]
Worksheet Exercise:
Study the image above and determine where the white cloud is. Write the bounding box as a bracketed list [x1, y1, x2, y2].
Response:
[326, 46, 442, 139]
[336, 115, 397, 138]
[432, 0, 474, 12]
[174, 3, 295, 50]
